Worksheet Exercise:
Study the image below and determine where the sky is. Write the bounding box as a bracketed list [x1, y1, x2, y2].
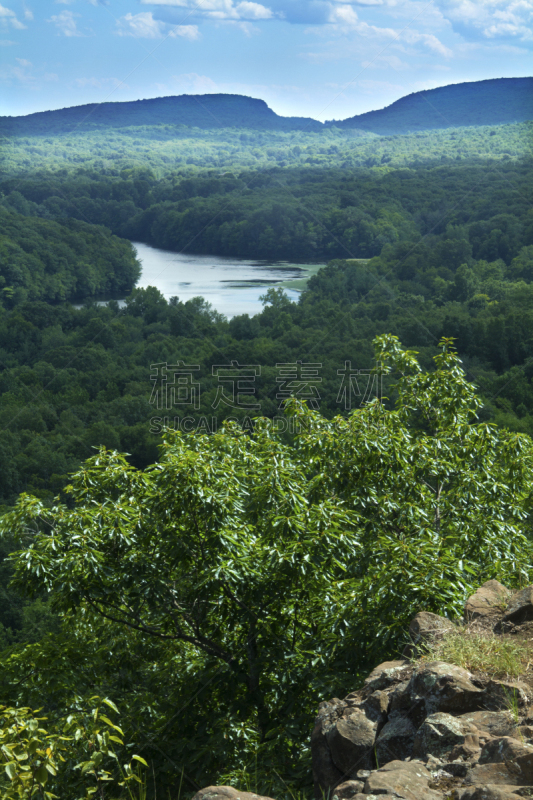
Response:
[0, 0, 532, 122]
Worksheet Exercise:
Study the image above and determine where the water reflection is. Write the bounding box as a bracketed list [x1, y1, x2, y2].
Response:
[133, 242, 320, 318]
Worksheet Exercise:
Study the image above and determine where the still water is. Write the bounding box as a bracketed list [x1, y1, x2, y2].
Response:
[133, 242, 321, 318]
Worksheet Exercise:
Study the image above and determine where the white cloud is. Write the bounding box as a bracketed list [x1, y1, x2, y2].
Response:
[0, 37, 16, 44]
[434, 0, 533, 41]
[116, 11, 200, 38]
[141, 0, 275, 22]
[235, 2, 273, 19]
[0, 59, 58, 86]
[49, 10, 82, 36]
[55, 0, 76, 4]
[323, 4, 452, 54]
[23, 8, 33, 19]
[171, 24, 201, 38]
[116, 12, 165, 37]
[402, 29, 453, 55]
[74, 76, 123, 88]
[0, 4, 26, 30]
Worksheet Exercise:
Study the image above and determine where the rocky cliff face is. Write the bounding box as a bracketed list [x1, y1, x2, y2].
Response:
[193, 579, 533, 800]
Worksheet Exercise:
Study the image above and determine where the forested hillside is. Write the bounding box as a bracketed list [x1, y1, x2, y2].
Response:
[0, 94, 323, 136]
[0, 89, 532, 798]
[330, 77, 533, 133]
[0, 208, 139, 305]
[2, 77, 531, 137]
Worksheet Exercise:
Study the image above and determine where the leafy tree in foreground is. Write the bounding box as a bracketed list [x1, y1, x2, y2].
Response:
[1, 335, 532, 796]
[0, 696, 146, 800]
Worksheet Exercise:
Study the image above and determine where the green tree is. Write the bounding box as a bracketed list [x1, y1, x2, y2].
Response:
[1, 335, 532, 794]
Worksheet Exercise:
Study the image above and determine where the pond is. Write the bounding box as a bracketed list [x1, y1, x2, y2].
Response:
[132, 241, 325, 318]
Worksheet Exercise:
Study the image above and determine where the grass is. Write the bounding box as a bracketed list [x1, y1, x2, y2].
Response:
[421, 626, 529, 679]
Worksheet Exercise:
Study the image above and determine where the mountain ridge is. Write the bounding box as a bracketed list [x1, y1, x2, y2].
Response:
[328, 77, 533, 134]
[1, 77, 531, 137]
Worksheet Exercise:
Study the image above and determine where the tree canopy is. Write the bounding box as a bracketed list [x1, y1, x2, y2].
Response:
[1, 335, 531, 797]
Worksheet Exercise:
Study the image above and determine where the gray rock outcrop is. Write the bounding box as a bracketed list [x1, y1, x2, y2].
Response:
[193, 581, 533, 800]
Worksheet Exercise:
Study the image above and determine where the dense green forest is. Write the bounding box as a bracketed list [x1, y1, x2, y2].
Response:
[0, 208, 139, 305]
[0, 100, 532, 797]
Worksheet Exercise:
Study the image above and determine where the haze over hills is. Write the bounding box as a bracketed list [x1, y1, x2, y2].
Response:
[0, 77, 531, 138]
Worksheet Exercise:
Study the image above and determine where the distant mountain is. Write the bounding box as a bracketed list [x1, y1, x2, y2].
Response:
[1, 78, 531, 138]
[0, 94, 323, 135]
[326, 78, 533, 134]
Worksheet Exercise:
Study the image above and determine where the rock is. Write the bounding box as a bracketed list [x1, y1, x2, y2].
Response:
[364, 660, 410, 691]
[348, 796, 378, 800]
[325, 710, 377, 777]
[457, 786, 525, 799]
[331, 780, 364, 798]
[407, 662, 484, 718]
[413, 712, 474, 760]
[479, 737, 533, 782]
[465, 581, 510, 621]
[466, 763, 522, 787]
[444, 761, 471, 778]
[503, 587, 533, 625]
[349, 796, 383, 800]
[459, 711, 517, 738]
[364, 760, 442, 800]
[362, 690, 389, 721]
[403, 611, 456, 657]
[426, 754, 444, 772]
[388, 681, 412, 714]
[482, 681, 531, 712]
[191, 788, 275, 800]
[446, 738, 482, 763]
[409, 611, 456, 643]
[375, 714, 417, 763]
[311, 707, 344, 797]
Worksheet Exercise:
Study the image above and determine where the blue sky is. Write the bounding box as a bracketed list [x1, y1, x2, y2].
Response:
[0, 0, 532, 121]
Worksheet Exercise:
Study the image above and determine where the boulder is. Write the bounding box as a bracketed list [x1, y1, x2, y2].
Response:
[362, 690, 389, 721]
[465, 581, 510, 622]
[311, 707, 344, 797]
[403, 611, 456, 657]
[503, 587, 533, 625]
[325, 710, 377, 777]
[331, 780, 364, 798]
[466, 763, 522, 787]
[409, 611, 456, 644]
[364, 660, 411, 691]
[412, 712, 474, 760]
[374, 714, 417, 763]
[459, 711, 517, 739]
[407, 661, 484, 718]
[482, 681, 531, 712]
[191, 789, 275, 800]
[388, 680, 413, 714]
[457, 787, 525, 800]
[364, 760, 442, 800]
[479, 737, 533, 783]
